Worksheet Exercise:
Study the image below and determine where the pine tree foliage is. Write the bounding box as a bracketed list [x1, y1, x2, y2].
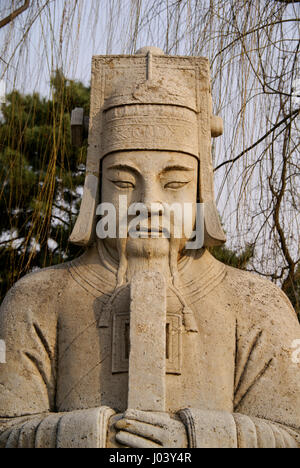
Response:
[211, 244, 254, 271]
[283, 265, 300, 318]
[0, 71, 90, 302]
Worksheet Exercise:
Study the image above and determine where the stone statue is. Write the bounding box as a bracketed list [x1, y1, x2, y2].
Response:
[0, 47, 299, 448]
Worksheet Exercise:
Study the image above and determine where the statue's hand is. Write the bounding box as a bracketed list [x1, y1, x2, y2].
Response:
[107, 413, 125, 448]
[114, 409, 188, 448]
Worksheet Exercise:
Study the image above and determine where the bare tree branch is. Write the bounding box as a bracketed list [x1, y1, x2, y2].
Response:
[214, 109, 299, 172]
[0, 0, 30, 30]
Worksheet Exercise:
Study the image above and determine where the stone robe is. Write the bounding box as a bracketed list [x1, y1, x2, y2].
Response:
[0, 244, 299, 448]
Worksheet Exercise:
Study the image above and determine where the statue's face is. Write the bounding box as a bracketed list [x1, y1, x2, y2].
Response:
[101, 151, 198, 257]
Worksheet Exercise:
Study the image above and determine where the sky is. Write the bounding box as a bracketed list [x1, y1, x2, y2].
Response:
[0, 0, 169, 97]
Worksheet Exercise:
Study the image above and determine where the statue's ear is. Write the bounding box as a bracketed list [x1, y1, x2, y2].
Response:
[70, 101, 101, 246]
[69, 173, 99, 246]
[204, 200, 226, 247]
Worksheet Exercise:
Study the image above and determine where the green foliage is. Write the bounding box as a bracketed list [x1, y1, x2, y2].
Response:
[51, 70, 90, 115]
[283, 267, 300, 319]
[0, 71, 90, 303]
[210, 244, 254, 270]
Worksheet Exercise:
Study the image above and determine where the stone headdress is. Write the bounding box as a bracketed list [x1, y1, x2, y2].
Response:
[70, 47, 226, 247]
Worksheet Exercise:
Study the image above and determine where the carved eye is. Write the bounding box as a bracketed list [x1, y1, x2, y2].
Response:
[164, 181, 188, 189]
[112, 181, 135, 189]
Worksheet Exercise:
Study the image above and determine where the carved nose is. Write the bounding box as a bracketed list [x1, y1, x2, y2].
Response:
[142, 202, 164, 217]
[141, 189, 156, 208]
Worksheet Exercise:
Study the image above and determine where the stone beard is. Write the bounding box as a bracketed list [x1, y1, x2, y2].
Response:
[0, 48, 299, 449]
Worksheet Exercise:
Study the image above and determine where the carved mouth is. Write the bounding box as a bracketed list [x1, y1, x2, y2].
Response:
[138, 227, 164, 233]
[129, 226, 170, 237]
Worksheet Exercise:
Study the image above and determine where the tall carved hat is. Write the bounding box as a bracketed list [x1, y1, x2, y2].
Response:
[70, 47, 226, 247]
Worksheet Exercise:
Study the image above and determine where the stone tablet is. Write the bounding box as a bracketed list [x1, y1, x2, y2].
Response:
[128, 271, 167, 412]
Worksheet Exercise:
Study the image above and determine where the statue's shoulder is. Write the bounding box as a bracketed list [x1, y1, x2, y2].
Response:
[0, 245, 113, 316]
[223, 263, 297, 322]
[16, 261, 69, 291]
[185, 251, 296, 320]
[0, 261, 71, 316]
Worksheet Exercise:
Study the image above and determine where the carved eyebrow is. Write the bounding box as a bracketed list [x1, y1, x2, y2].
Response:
[106, 163, 194, 175]
[161, 165, 195, 173]
[106, 164, 140, 176]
